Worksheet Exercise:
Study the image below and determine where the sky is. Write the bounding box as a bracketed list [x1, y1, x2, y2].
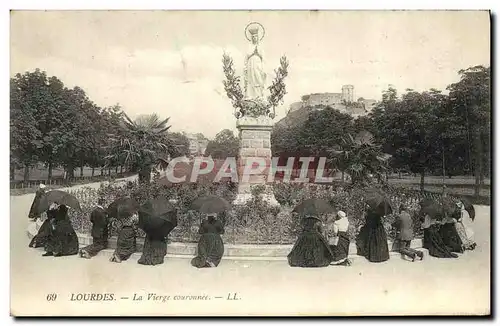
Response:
[10, 10, 490, 138]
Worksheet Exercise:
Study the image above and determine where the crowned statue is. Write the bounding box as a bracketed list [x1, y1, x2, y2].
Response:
[222, 22, 288, 119]
[221, 22, 289, 207]
[244, 24, 267, 100]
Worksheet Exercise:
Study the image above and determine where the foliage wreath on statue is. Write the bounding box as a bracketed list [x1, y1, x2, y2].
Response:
[222, 22, 289, 119]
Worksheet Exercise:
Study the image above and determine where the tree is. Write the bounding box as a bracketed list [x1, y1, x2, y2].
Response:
[30, 74, 89, 181]
[428, 89, 466, 192]
[447, 65, 490, 196]
[10, 69, 137, 182]
[97, 104, 126, 176]
[84, 105, 113, 177]
[106, 113, 173, 184]
[10, 72, 44, 180]
[330, 131, 389, 185]
[298, 107, 355, 156]
[271, 123, 302, 157]
[372, 88, 443, 192]
[353, 115, 374, 135]
[272, 106, 359, 177]
[205, 129, 240, 159]
[271, 106, 390, 182]
[169, 132, 191, 158]
[54, 86, 97, 179]
[195, 133, 207, 141]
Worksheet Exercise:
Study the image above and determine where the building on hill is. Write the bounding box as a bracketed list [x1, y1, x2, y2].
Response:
[342, 84, 355, 103]
[274, 85, 378, 181]
[285, 84, 378, 119]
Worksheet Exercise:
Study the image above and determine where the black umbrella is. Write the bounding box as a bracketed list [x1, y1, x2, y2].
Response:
[35, 190, 81, 215]
[28, 189, 46, 219]
[138, 198, 178, 238]
[364, 188, 392, 215]
[419, 199, 445, 220]
[107, 197, 140, 220]
[419, 198, 456, 220]
[190, 195, 231, 214]
[460, 198, 476, 221]
[292, 198, 335, 216]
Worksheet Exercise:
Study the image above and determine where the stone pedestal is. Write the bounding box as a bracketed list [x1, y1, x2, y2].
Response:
[234, 116, 279, 206]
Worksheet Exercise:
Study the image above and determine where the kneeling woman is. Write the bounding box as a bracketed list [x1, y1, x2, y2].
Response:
[29, 208, 56, 248]
[422, 214, 458, 258]
[191, 214, 225, 268]
[439, 213, 464, 254]
[287, 215, 333, 268]
[80, 199, 109, 259]
[43, 204, 79, 257]
[356, 206, 390, 263]
[110, 213, 138, 263]
[454, 202, 476, 251]
[137, 208, 178, 266]
[138, 233, 168, 266]
[329, 211, 352, 266]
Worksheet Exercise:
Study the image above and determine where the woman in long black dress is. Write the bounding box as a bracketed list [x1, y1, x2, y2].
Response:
[357, 206, 390, 263]
[422, 214, 458, 258]
[356, 224, 367, 257]
[110, 214, 138, 263]
[288, 215, 333, 267]
[191, 214, 225, 268]
[43, 204, 79, 257]
[439, 211, 464, 253]
[29, 208, 56, 248]
[137, 234, 167, 266]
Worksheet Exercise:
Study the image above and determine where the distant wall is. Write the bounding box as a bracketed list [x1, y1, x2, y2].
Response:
[304, 93, 342, 107]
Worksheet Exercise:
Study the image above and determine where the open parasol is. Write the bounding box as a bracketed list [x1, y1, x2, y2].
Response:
[138, 198, 178, 238]
[107, 197, 140, 220]
[460, 198, 476, 221]
[35, 190, 81, 215]
[419, 199, 445, 220]
[292, 198, 335, 216]
[419, 198, 456, 220]
[363, 188, 392, 215]
[190, 195, 231, 214]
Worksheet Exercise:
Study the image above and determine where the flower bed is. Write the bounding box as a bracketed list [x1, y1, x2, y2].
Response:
[66, 179, 444, 245]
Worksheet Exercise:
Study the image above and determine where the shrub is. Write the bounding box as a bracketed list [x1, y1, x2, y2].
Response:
[226, 185, 298, 244]
[67, 180, 446, 244]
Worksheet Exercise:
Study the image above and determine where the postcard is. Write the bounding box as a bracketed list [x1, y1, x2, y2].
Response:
[10, 10, 491, 316]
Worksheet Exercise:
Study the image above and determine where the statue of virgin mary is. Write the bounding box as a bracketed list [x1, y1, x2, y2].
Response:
[243, 26, 267, 100]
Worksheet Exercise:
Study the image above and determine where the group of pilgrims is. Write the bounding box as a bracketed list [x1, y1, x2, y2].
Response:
[28, 184, 477, 268]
